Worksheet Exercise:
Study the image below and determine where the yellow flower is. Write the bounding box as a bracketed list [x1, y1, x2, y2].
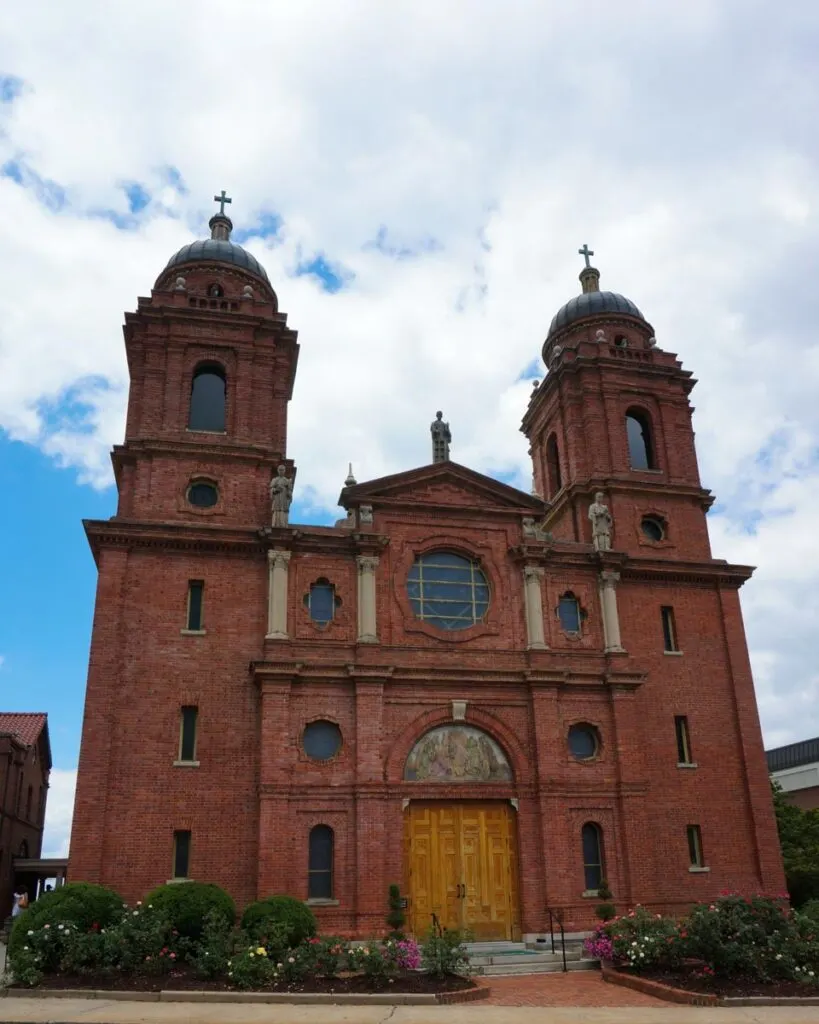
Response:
[256, 947, 267, 957]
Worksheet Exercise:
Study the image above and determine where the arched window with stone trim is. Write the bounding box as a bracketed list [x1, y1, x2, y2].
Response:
[308, 825, 334, 899]
[545, 433, 562, 497]
[581, 822, 604, 892]
[189, 363, 227, 432]
[625, 408, 655, 470]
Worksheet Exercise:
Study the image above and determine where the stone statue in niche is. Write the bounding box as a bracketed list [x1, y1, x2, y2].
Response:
[588, 491, 613, 552]
[404, 726, 512, 783]
[269, 465, 294, 527]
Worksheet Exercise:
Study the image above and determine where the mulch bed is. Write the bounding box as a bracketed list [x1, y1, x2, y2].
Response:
[614, 966, 818, 1000]
[11, 967, 474, 995]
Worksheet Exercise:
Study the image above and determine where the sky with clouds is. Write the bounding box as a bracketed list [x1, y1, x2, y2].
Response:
[1, 0, 818, 859]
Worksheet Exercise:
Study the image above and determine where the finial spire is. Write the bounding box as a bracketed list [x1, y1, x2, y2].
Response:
[345, 463, 357, 486]
[431, 410, 452, 463]
[209, 190, 234, 241]
[577, 242, 600, 294]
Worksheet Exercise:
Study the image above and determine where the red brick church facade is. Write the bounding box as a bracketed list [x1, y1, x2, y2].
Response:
[70, 208, 784, 939]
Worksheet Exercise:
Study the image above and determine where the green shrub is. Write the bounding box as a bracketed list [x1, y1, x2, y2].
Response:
[683, 894, 797, 982]
[595, 902, 617, 921]
[8, 882, 123, 965]
[241, 895, 316, 947]
[190, 908, 241, 980]
[386, 883, 406, 937]
[144, 882, 235, 943]
[788, 869, 819, 909]
[598, 906, 683, 972]
[798, 899, 819, 925]
[420, 924, 472, 978]
[227, 944, 277, 989]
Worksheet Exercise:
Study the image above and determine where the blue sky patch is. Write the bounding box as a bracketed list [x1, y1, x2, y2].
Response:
[2, 157, 67, 211]
[123, 181, 151, 213]
[234, 211, 283, 243]
[295, 253, 352, 293]
[516, 358, 542, 382]
[0, 74, 24, 103]
[364, 225, 442, 260]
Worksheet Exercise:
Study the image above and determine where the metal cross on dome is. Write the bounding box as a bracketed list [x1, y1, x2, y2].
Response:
[213, 190, 232, 216]
[578, 243, 594, 268]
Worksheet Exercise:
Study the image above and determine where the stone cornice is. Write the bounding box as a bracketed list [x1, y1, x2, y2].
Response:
[83, 517, 390, 563]
[248, 658, 644, 689]
[542, 478, 715, 522]
[113, 437, 286, 467]
[621, 559, 754, 588]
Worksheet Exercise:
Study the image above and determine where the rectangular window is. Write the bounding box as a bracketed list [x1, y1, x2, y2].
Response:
[25, 785, 32, 821]
[661, 606, 678, 652]
[687, 825, 704, 868]
[179, 706, 198, 762]
[187, 581, 204, 631]
[675, 716, 693, 764]
[173, 830, 191, 879]
[38, 786, 45, 825]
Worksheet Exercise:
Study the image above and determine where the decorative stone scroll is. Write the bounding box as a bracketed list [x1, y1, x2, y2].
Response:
[404, 726, 512, 783]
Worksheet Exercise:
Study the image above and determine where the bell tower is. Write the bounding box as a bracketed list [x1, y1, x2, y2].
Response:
[522, 246, 712, 561]
[113, 192, 299, 527]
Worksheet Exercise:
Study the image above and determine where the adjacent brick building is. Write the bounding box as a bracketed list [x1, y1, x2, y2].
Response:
[0, 713, 51, 918]
[69, 206, 785, 939]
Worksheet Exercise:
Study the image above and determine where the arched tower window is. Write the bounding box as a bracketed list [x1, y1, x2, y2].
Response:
[625, 409, 655, 470]
[189, 364, 226, 432]
[545, 434, 562, 496]
[308, 824, 334, 899]
[581, 822, 604, 891]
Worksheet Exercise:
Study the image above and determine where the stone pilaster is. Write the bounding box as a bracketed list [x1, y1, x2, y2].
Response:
[356, 555, 379, 643]
[266, 549, 291, 640]
[523, 565, 548, 650]
[599, 569, 625, 653]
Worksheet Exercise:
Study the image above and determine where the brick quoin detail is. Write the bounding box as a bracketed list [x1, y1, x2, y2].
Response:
[69, 236, 785, 939]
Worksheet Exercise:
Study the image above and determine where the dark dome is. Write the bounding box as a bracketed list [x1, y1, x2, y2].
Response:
[162, 238, 270, 284]
[548, 290, 645, 336]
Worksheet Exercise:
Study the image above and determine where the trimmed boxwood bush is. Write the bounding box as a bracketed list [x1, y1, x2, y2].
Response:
[241, 895, 316, 946]
[144, 882, 235, 942]
[8, 882, 123, 963]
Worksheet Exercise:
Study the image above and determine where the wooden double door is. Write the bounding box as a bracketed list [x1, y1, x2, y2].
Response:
[405, 802, 520, 941]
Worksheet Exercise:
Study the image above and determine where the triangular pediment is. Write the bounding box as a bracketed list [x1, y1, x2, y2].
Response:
[341, 461, 546, 515]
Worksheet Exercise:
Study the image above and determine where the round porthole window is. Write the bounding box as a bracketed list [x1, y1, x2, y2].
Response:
[303, 721, 342, 761]
[568, 724, 599, 761]
[641, 516, 665, 542]
[187, 481, 219, 508]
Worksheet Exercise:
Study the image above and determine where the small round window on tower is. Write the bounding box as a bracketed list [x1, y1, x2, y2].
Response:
[568, 724, 600, 761]
[303, 721, 343, 761]
[187, 481, 219, 508]
[641, 516, 665, 542]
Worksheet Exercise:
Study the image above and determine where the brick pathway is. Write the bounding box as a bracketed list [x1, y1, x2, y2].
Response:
[486, 971, 666, 1006]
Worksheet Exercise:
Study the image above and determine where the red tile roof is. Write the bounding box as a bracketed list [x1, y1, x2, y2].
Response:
[0, 713, 48, 747]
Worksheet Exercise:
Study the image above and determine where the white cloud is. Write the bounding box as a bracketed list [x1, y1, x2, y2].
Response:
[2, 0, 819, 743]
[43, 769, 76, 858]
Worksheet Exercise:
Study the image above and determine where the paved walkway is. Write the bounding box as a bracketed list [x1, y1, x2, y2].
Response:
[4, 995, 819, 1024]
[487, 972, 665, 1006]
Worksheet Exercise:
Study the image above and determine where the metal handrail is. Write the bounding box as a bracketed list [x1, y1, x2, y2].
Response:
[546, 906, 568, 972]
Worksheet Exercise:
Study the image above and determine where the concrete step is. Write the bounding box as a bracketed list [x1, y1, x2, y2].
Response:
[477, 959, 598, 977]
[470, 951, 583, 967]
[464, 941, 526, 954]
